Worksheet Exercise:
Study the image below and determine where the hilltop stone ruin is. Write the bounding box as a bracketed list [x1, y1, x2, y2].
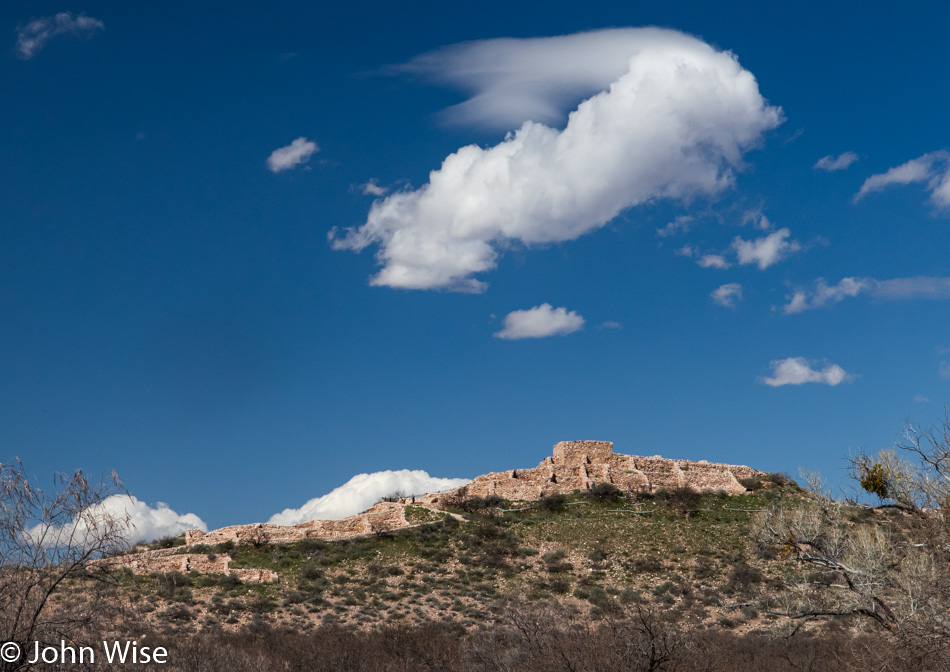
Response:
[414, 440, 760, 505]
[102, 441, 762, 581]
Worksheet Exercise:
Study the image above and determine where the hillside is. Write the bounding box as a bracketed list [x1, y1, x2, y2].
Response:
[29, 440, 948, 671]
[104, 473, 800, 633]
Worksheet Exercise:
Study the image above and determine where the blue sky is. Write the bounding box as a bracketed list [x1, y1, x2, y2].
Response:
[3, 1, 949, 535]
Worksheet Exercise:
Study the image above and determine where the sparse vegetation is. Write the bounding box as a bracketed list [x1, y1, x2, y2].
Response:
[13, 419, 950, 670]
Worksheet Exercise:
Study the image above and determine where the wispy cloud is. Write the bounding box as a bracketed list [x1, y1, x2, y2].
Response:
[600, 320, 622, 330]
[711, 283, 743, 307]
[914, 394, 930, 403]
[494, 304, 585, 340]
[269, 470, 469, 525]
[759, 357, 853, 387]
[266, 137, 319, 173]
[732, 228, 801, 269]
[940, 362, 950, 380]
[656, 215, 693, 238]
[814, 151, 859, 172]
[16, 11, 104, 60]
[333, 28, 782, 291]
[360, 179, 389, 196]
[854, 151, 950, 208]
[698, 254, 731, 269]
[783, 276, 950, 314]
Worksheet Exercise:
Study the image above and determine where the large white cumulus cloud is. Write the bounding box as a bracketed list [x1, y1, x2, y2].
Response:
[268, 470, 470, 526]
[27, 495, 207, 547]
[332, 28, 783, 291]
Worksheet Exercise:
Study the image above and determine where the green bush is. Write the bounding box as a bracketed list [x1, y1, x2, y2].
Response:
[739, 477, 764, 491]
[587, 482, 622, 504]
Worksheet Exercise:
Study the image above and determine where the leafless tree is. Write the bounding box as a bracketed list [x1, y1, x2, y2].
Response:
[0, 460, 129, 671]
[753, 409, 950, 662]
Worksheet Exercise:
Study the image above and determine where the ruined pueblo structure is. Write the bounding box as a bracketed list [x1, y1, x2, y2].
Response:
[103, 441, 762, 580]
[415, 440, 760, 505]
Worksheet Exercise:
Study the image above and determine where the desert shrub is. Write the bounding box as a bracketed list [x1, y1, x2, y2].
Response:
[726, 562, 762, 596]
[765, 472, 795, 487]
[296, 538, 326, 554]
[542, 550, 573, 573]
[547, 578, 571, 594]
[446, 493, 505, 514]
[156, 570, 192, 599]
[301, 563, 324, 581]
[587, 482, 622, 504]
[162, 605, 193, 622]
[657, 486, 702, 512]
[739, 477, 764, 491]
[588, 547, 608, 563]
[539, 493, 567, 511]
[627, 555, 663, 573]
[693, 556, 717, 579]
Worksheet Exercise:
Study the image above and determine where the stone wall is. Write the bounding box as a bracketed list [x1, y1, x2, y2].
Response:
[97, 547, 279, 583]
[186, 502, 413, 546]
[107, 502, 426, 579]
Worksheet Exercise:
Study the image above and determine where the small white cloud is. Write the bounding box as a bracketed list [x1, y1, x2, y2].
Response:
[26, 495, 206, 547]
[940, 362, 950, 380]
[494, 303, 585, 340]
[732, 228, 800, 270]
[698, 254, 731, 269]
[600, 320, 622, 330]
[815, 152, 859, 172]
[711, 283, 743, 307]
[854, 151, 950, 208]
[741, 210, 772, 231]
[360, 179, 389, 196]
[268, 470, 469, 525]
[266, 137, 319, 173]
[759, 357, 854, 387]
[15, 11, 104, 60]
[333, 28, 782, 291]
[676, 245, 696, 258]
[656, 215, 693, 238]
[783, 276, 950, 313]
[914, 394, 930, 403]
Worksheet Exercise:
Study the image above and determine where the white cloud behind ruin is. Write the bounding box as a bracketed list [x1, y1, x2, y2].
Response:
[268, 470, 470, 525]
[27, 495, 207, 547]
